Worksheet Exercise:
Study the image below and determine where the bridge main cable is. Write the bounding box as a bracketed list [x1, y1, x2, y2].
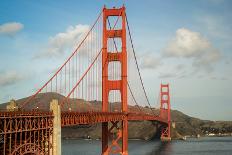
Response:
[20, 10, 103, 108]
[125, 14, 155, 115]
[61, 49, 102, 107]
[106, 12, 143, 113]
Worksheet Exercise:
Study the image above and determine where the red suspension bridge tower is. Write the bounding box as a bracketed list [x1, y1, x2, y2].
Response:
[102, 6, 128, 155]
[160, 84, 171, 141]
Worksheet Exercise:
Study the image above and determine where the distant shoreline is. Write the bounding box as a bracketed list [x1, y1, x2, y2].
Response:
[62, 135, 232, 141]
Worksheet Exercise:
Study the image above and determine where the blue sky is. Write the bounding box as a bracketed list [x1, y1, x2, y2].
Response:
[0, 0, 232, 121]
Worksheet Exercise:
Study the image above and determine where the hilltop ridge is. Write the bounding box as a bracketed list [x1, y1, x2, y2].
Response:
[1, 92, 232, 140]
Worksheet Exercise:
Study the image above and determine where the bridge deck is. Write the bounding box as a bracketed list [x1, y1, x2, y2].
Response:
[61, 112, 168, 126]
[0, 111, 167, 128]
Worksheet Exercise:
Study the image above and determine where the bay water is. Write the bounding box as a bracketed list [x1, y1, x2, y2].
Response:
[62, 137, 232, 155]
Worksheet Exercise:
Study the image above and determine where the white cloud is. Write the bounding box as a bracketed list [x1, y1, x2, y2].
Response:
[0, 22, 24, 35]
[0, 71, 24, 87]
[157, 64, 187, 79]
[163, 28, 221, 72]
[193, 49, 221, 72]
[210, 76, 228, 81]
[175, 64, 185, 71]
[164, 28, 211, 57]
[140, 53, 162, 69]
[158, 72, 176, 79]
[36, 24, 90, 58]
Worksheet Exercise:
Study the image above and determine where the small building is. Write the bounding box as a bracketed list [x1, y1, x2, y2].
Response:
[172, 122, 176, 128]
[208, 133, 215, 136]
[6, 99, 18, 111]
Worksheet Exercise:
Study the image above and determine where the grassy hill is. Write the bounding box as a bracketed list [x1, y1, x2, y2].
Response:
[1, 92, 232, 140]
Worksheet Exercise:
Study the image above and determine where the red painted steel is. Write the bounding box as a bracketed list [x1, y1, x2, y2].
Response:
[20, 10, 103, 109]
[160, 84, 171, 140]
[102, 6, 128, 155]
[60, 49, 103, 108]
[61, 112, 167, 127]
[0, 111, 54, 155]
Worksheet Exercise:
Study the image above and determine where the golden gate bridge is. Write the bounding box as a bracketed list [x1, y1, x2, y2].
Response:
[0, 6, 171, 155]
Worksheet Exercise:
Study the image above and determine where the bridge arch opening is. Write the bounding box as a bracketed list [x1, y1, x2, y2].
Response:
[106, 16, 122, 30]
[108, 90, 121, 112]
[107, 38, 122, 52]
[10, 143, 42, 155]
[108, 61, 121, 80]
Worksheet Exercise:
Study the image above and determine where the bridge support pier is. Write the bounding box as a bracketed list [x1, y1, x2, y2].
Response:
[161, 125, 171, 141]
[50, 99, 61, 155]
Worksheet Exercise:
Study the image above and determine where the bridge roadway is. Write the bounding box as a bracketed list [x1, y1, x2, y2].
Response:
[61, 111, 168, 126]
[0, 110, 168, 155]
[0, 111, 168, 129]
